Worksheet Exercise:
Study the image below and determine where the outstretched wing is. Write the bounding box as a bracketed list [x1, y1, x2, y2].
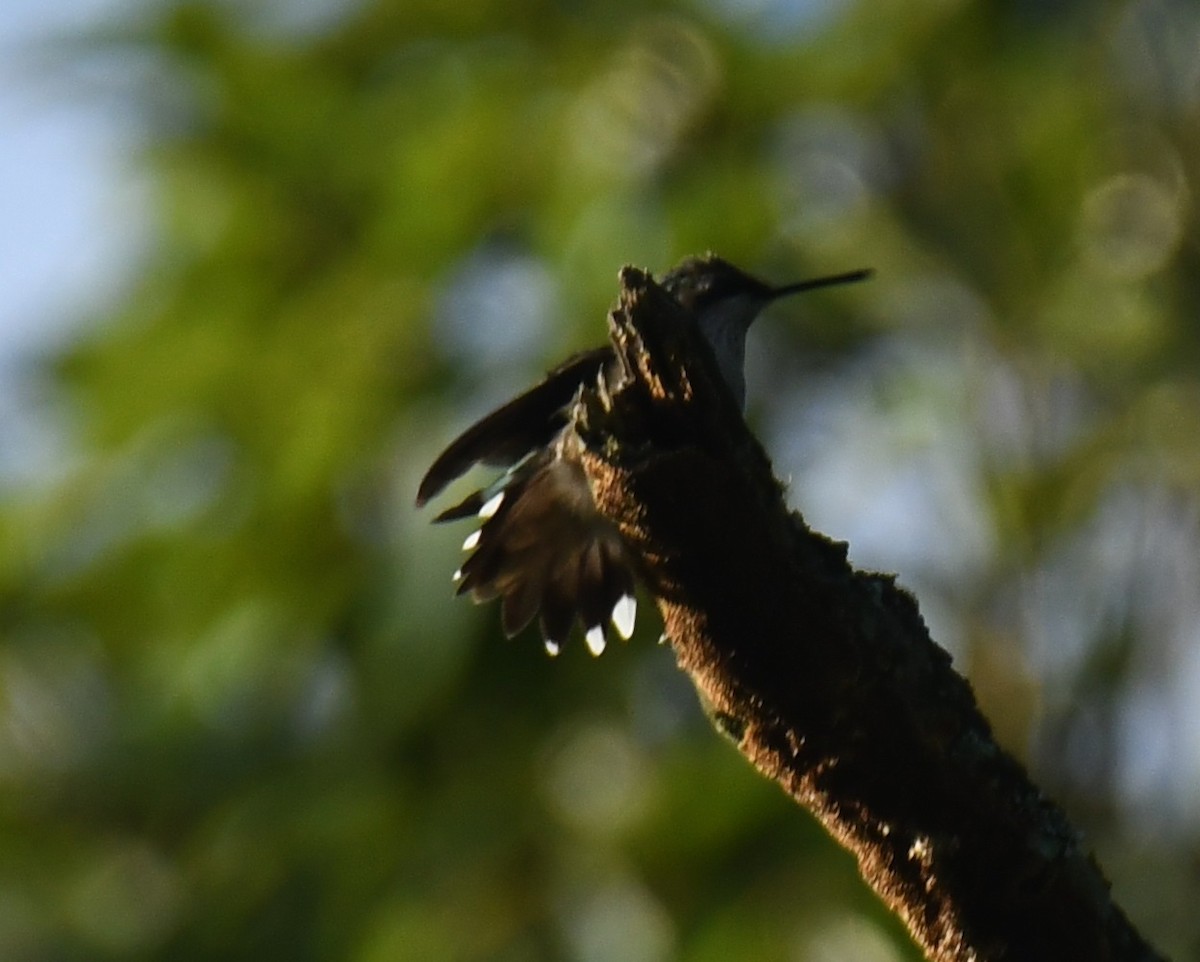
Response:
[415, 347, 612, 507]
[417, 345, 639, 656]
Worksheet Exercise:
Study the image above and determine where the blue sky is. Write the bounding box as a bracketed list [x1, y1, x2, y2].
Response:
[0, 0, 147, 483]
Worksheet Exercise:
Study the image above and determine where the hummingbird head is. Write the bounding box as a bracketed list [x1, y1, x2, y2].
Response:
[659, 253, 872, 408]
[660, 255, 775, 332]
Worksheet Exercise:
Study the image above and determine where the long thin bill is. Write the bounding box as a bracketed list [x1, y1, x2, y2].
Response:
[769, 267, 873, 300]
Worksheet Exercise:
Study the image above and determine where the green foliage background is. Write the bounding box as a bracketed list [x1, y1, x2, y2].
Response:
[4, 0, 1200, 959]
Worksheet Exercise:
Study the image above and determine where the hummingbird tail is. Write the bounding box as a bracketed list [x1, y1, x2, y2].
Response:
[449, 453, 638, 656]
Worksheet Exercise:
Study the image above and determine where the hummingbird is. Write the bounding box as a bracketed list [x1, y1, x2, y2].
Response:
[416, 254, 870, 657]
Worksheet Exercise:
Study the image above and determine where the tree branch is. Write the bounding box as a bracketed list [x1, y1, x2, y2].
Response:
[572, 267, 1166, 962]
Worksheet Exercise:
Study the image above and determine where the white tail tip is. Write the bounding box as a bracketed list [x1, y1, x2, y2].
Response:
[544, 638, 561, 657]
[585, 625, 607, 656]
[462, 529, 481, 551]
[611, 594, 637, 640]
[478, 491, 505, 519]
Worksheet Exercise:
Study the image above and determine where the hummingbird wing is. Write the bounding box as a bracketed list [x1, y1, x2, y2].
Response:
[418, 344, 639, 656]
[415, 346, 612, 507]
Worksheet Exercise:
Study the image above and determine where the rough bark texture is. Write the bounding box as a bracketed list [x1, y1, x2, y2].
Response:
[571, 267, 1166, 962]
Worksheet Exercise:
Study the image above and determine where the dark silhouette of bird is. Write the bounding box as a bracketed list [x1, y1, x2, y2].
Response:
[416, 254, 870, 656]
